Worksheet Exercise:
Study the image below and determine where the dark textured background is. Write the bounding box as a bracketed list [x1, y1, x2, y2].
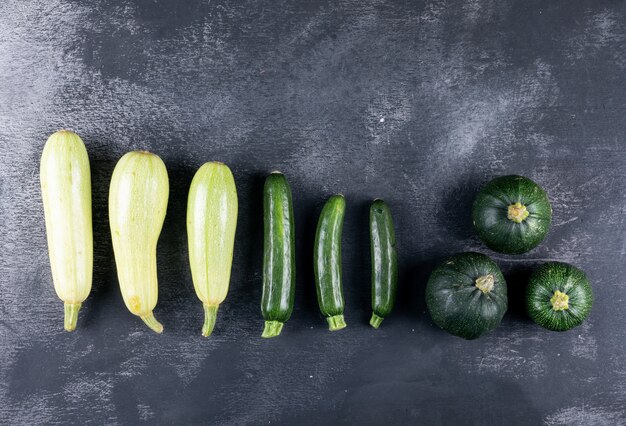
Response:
[1, 0, 626, 424]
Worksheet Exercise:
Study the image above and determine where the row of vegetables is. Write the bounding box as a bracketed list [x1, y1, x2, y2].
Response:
[40, 130, 593, 339]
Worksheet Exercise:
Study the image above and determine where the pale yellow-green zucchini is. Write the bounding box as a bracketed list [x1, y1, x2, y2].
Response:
[109, 151, 169, 333]
[40, 130, 93, 331]
[187, 162, 238, 336]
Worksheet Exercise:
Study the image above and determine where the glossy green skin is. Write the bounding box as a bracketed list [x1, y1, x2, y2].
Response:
[314, 195, 346, 320]
[527, 262, 593, 331]
[261, 173, 296, 324]
[370, 200, 397, 325]
[426, 252, 508, 340]
[472, 175, 552, 254]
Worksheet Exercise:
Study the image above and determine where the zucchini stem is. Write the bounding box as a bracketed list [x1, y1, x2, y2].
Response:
[475, 274, 495, 294]
[327, 314, 347, 331]
[202, 304, 219, 337]
[550, 290, 569, 311]
[369, 313, 384, 329]
[507, 202, 529, 223]
[140, 312, 164, 334]
[261, 320, 284, 338]
[64, 302, 82, 332]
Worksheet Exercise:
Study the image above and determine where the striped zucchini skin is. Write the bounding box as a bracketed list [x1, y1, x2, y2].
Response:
[314, 194, 347, 331]
[187, 162, 238, 337]
[526, 262, 593, 331]
[369, 199, 397, 329]
[40, 130, 93, 331]
[109, 151, 169, 333]
[261, 172, 295, 338]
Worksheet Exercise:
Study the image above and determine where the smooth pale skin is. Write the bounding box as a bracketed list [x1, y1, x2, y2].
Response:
[187, 162, 238, 337]
[109, 151, 169, 333]
[40, 130, 93, 331]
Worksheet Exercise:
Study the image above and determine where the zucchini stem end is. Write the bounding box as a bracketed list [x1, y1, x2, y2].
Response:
[369, 313, 384, 329]
[64, 302, 82, 332]
[261, 320, 284, 338]
[202, 304, 219, 337]
[327, 314, 347, 331]
[140, 312, 164, 334]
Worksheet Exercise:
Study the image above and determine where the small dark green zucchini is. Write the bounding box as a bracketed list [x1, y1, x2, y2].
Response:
[426, 252, 508, 340]
[472, 175, 552, 254]
[526, 262, 593, 331]
[261, 172, 296, 338]
[314, 194, 347, 331]
[369, 199, 397, 328]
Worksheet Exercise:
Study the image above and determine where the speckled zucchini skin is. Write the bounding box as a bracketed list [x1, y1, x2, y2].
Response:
[314, 195, 347, 331]
[261, 172, 296, 338]
[369, 199, 397, 329]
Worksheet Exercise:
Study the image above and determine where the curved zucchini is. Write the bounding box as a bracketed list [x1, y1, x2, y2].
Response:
[187, 162, 238, 337]
[40, 130, 93, 331]
[109, 151, 169, 333]
[314, 194, 347, 331]
[261, 172, 296, 338]
[369, 199, 397, 328]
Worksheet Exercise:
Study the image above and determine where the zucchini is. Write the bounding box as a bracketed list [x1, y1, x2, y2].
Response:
[472, 175, 552, 254]
[40, 130, 93, 331]
[109, 151, 169, 333]
[187, 162, 238, 337]
[369, 199, 397, 328]
[426, 252, 508, 339]
[261, 172, 296, 338]
[526, 262, 593, 331]
[314, 194, 347, 331]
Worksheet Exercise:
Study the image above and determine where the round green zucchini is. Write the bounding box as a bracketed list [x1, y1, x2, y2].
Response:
[526, 262, 593, 331]
[426, 252, 508, 340]
[261, 172, 296, 338]
[472, 175, 552, 254]
[370, 199, 397, 329]
[314, 194, 347, 331]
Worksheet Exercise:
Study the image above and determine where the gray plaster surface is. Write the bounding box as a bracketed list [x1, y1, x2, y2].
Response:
[1, 0, 625, 424]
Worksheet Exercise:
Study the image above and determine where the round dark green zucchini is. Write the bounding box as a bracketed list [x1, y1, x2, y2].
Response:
[426, 252, 508, 340]
[526, 262, 593, 331]
[472, 175, 552, 254]
[314, 194, 347, 331]
[370, 199, 397, 329]
[261, 172, 296, 338]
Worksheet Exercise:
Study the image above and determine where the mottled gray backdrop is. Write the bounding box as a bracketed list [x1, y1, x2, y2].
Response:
[1, 0, 626, 424]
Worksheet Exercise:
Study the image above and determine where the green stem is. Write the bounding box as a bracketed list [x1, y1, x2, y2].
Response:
[327, 314, 347, 331]
[140, 312, 163, 334]
[261, 320, 284, 338]
[202, 304, 219, 337]
[369, 313, 384, 329]
[64, 302, 81, 332]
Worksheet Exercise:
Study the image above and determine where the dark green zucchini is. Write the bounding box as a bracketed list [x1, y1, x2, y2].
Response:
[370, 199, 397, 328]
[472, 175, 552, 254]
[314, 194, 347, 331]
[426, 252, 508, 340]
[261, 172, 296, 338]
[526, 262, 593, 331]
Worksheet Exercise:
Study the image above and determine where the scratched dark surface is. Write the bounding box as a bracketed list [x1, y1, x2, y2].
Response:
[1, 0, 626, 424]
